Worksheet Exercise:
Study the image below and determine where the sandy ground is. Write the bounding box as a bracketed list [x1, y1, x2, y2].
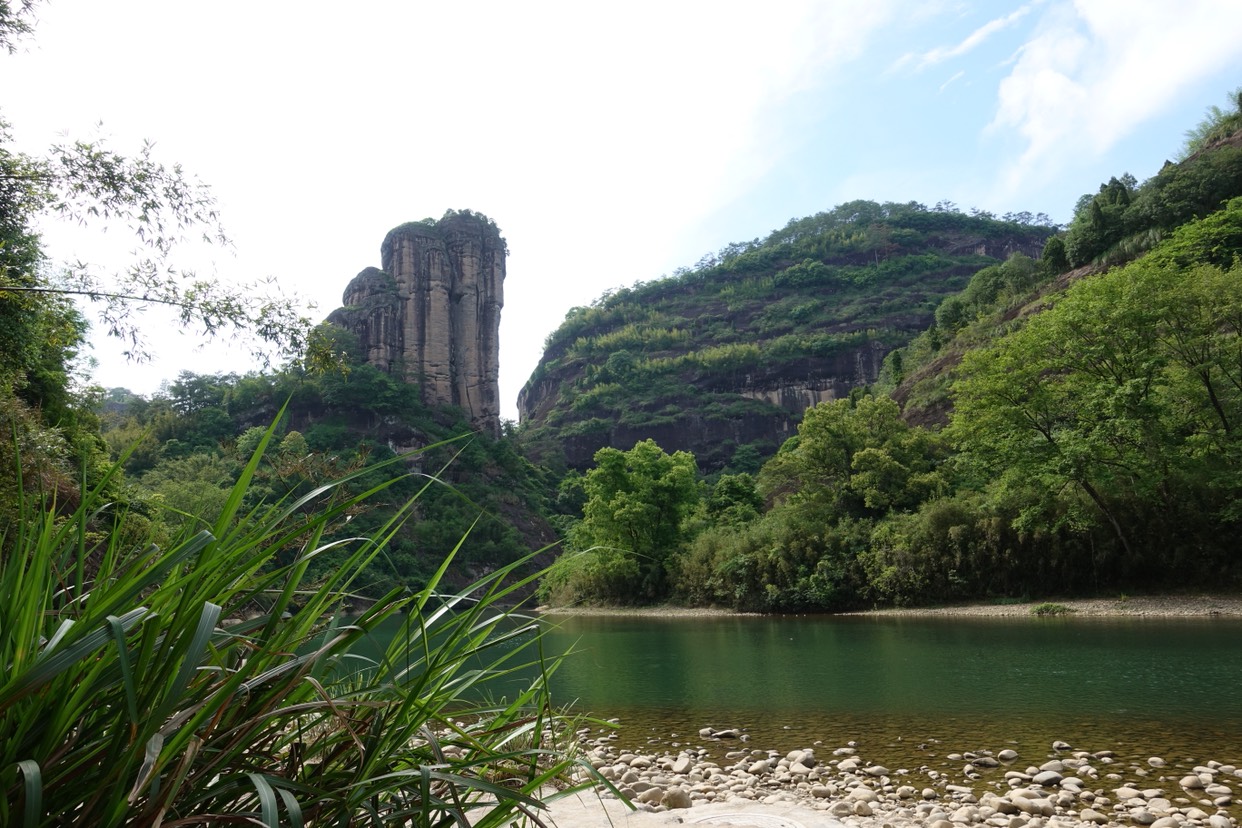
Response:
[538, 594, 1242, 618]
[841, 594, 1242, 617]
[541, 790, 846, 828]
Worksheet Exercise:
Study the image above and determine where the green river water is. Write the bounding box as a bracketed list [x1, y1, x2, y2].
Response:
[363, 612, 1242, 782]
[530, 614, 1242, 777]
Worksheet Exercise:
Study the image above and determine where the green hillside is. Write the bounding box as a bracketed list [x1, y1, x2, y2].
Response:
[97, 362, 560, 596]
[887, 129, 1242, 426]
[519, 201, 1055, 471]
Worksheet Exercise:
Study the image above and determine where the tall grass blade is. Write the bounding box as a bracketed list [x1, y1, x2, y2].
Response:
[152, 734, 200, 826]
[106, 614, 140, 729]
[160, 602, 221, 722]
[15, 759, 41, 828]
[212, 407, 284, 540]
[40, 620, 74, 655]
[276, 786, 303, 828]
[248, 772, 279, 827]
[129, 733, 164, 803]
[7, 607, 148, 700]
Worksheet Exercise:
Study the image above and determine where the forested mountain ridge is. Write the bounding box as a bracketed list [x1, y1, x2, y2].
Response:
[542, 95, 1242, 611]
[518, 202, 1055, 472]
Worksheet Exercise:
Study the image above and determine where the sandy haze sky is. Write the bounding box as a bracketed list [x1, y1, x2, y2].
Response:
[7, 1, 1242, 421]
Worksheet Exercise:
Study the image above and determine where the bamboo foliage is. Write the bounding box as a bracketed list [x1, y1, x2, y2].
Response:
[0, 418, 591, 826]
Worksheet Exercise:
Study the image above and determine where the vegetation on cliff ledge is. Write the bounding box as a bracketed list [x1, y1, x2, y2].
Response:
[519, 201, 1055, 472]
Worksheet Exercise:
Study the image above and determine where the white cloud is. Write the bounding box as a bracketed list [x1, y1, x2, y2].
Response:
[940, 70, 967, 93]
[989, 0, 1242, 196]
[894, 4, 1034, 72]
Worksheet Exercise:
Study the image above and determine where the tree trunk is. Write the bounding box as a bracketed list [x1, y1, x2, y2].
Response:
[1079, 479, 1135, 561]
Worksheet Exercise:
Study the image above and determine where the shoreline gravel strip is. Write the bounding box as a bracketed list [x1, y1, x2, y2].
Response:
[537, 595, 1242, 619]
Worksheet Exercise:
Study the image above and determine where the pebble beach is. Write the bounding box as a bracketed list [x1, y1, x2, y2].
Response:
[545, 725, 1238, 828]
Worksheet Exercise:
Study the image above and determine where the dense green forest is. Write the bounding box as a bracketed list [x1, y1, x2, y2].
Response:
[96, 360, 559, 592]
[541, 108, 1242, 611]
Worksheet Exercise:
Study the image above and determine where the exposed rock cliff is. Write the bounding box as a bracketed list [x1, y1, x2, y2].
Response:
[328, 211, 505, 436]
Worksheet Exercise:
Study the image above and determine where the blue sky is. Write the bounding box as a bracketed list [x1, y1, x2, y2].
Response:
[7, 1, 1242, 420]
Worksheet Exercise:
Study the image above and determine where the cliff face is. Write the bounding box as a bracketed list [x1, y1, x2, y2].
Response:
[517, 201, 1054, 471]
[328, 211, 505, 436]
[518, 331, 896, 471]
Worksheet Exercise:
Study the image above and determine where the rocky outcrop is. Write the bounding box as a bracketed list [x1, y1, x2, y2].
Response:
[518, 330, 897, 470]
[331, 267, 402, 372]
[328, 211, 505, 436]
[522, 342, 888, 470]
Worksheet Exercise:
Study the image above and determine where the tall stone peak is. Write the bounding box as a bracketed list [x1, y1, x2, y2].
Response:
[327, 210, 506, 436]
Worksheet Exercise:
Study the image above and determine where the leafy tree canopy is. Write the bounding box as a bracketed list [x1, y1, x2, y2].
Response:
[1, 123, 316, 367]
[542, 439, 700, 604]
[0, 0, 35, 53]
[951, 250, 1242, 568]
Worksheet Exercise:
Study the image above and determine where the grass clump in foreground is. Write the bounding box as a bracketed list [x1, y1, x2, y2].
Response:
[0, 420, 597, 826]
[1030, 602, 1075, 616]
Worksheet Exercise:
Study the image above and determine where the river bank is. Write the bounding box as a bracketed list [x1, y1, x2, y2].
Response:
[537, 594, 1242, 618]
[544, 730, 1238, 828]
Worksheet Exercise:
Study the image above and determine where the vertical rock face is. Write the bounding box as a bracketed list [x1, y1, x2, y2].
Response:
[335, 267, 402, 372]
[327, 211, 505, 436]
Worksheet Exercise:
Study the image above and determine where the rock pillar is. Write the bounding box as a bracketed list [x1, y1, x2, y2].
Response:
[329, 210, 506, 436]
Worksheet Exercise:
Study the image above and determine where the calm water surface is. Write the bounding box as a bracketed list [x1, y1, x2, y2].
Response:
[523, 614, 1242, 773]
